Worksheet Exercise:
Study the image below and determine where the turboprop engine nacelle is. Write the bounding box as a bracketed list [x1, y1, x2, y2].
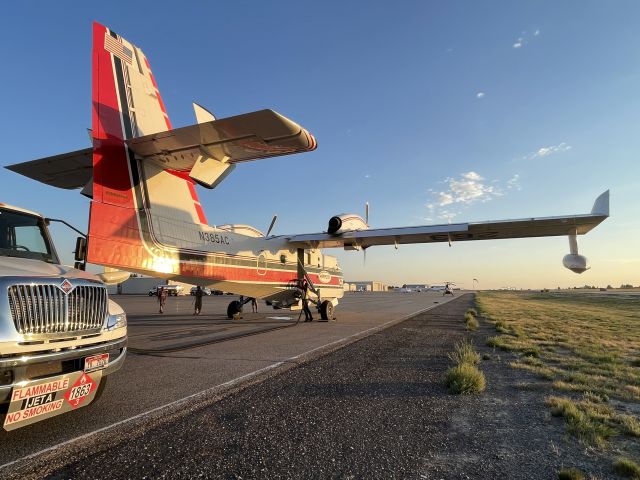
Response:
[563, 254, 590, 274]
[327, 214, 369, 235]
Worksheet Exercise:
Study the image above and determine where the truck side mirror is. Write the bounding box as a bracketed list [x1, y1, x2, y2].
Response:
[74, 261, 86, 271]
[74, 236, 87, 262]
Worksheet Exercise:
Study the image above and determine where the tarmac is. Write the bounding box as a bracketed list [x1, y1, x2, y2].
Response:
[2, 292, 594, 480]
[0, 291, 459, 472]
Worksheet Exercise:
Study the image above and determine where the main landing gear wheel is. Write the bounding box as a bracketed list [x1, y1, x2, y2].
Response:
[320, 300, 334, 321]
[227, 300, 242, 319]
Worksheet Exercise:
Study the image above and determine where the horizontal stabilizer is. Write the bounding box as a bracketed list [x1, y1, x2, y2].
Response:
[6, 109, 316, 192]
[125, 109, 316, 171]
[6, 148, 93, 190]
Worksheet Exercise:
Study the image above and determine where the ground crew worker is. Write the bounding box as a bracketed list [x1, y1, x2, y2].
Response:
[194, 285, 204, 315]
[301, 279, 313, 322]
[250, 297, 258, 313]
[444, 282, 454, 297]
[158, 286, 168, 313]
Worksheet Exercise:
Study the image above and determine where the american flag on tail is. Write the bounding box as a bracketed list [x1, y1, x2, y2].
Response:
[104, 33, 133, 64]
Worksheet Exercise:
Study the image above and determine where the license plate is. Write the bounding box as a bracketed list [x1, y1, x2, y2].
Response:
[84, 353, 109, 373]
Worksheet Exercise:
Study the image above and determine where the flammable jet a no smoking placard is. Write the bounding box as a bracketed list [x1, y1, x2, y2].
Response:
[3, 370, 103, 431]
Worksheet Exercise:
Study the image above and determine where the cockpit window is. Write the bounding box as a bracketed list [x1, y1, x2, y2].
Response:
[0, 209, 57, 263]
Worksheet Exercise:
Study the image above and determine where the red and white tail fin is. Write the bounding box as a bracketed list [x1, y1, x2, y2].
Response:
[89, 22, 206, 273]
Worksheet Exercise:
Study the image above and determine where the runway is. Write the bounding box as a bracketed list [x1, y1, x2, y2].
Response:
[0, 291, 459, 469]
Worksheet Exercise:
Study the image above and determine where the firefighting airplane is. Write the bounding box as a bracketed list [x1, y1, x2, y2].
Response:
[7, 23, 609, 320]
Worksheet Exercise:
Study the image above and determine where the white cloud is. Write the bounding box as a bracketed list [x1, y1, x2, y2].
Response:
[364, 173, 371, 179]
[476, 92, 485, 99]
[534, 29, 540, 36]
[436, 171, 500, 207]
[425, 171, 520, 221]
[506, 174, 521, 190]
[513, 39, 523, 49]
[526, 142, 572, 160]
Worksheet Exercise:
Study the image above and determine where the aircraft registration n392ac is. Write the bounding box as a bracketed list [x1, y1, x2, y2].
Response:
[7, 23, 610, 320]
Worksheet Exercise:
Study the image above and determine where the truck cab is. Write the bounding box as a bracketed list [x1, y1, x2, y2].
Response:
[0, 203, 127, 431]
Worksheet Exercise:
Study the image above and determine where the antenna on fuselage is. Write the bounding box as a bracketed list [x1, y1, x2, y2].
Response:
[363, 202, 369, 265]
[266, 214, 278, 237]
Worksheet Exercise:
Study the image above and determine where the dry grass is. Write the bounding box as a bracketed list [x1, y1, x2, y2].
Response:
[477, 291, 640, 470]
[449, 340, 481, 366]
[477, 292, 640, 402]
[445, 340, 485, 394]
[614, 457, 640, 478]
[557, 468, 585, 480]
[445, 363, 486, 394]
[465, 312, 479, 330]
[464, 309, 479, 330]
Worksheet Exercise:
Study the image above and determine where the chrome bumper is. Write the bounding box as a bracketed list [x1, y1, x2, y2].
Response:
[0, 337, 127, 403]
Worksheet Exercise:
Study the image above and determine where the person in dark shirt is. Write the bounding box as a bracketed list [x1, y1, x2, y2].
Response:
[301, 280, 313, 322]
[194, 286, 204, 315]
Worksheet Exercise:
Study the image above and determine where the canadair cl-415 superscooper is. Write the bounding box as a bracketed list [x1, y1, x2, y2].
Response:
[7, 23, 609, 320]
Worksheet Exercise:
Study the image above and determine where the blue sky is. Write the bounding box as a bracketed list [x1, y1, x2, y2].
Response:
[1, 1, 638, 288]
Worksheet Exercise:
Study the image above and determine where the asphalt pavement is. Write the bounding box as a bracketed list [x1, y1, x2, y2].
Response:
[4, 293, 590, 480]
[0, 291, 458, 470]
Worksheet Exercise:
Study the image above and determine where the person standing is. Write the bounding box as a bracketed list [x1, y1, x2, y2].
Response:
[158, 286, 168, 313]
[250, 297, 258, 313]
[194, 285, 204, 315]
[301, 280, 313, 322]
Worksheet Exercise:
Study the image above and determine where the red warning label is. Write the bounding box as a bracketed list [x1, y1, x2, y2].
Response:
[64, 372, 97, 408]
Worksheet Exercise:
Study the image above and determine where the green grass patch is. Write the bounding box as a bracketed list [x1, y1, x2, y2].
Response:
[477, 291, 640, 465]
[494, 320, 509, 333]
[614, 457, 640, 478]
[487, 335, 512, 350]
[557, 468, 584, 480]
[465, 312, 479, 331]
[445, 363, 486, 394]
[449, 340, 480, 366]
[445, 340, 485, 394]
[546, 396, 616, 447]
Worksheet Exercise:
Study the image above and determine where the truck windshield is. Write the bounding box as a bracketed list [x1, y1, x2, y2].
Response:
[0, 208, 57, 263]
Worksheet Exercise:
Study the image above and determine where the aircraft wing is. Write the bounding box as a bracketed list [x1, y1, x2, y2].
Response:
[285, 191, 609, 249]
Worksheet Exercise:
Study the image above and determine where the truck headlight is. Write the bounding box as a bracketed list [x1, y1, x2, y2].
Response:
[106, 312, 127, 330]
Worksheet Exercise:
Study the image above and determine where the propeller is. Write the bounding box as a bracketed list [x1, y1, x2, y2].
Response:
[265, 214, 278, 237]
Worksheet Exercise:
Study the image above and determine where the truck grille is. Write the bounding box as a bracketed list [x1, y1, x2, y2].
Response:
[7, 284, 108, 335]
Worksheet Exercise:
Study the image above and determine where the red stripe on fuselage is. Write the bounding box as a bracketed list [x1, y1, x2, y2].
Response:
[87, 201, 341, 285]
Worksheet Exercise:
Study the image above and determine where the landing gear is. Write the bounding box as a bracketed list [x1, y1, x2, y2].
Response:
[227, 300, 242, 319]
[320, 300, 334, 321]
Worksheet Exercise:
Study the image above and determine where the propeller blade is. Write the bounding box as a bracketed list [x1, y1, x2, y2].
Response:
[365, 202, 369, 225]
[266, 214, 278, 237]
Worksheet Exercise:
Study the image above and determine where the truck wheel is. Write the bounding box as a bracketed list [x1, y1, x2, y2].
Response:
[90, 377, 108, 405]
[320, 300, 334, 320]
[227, 300, 242, 319]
